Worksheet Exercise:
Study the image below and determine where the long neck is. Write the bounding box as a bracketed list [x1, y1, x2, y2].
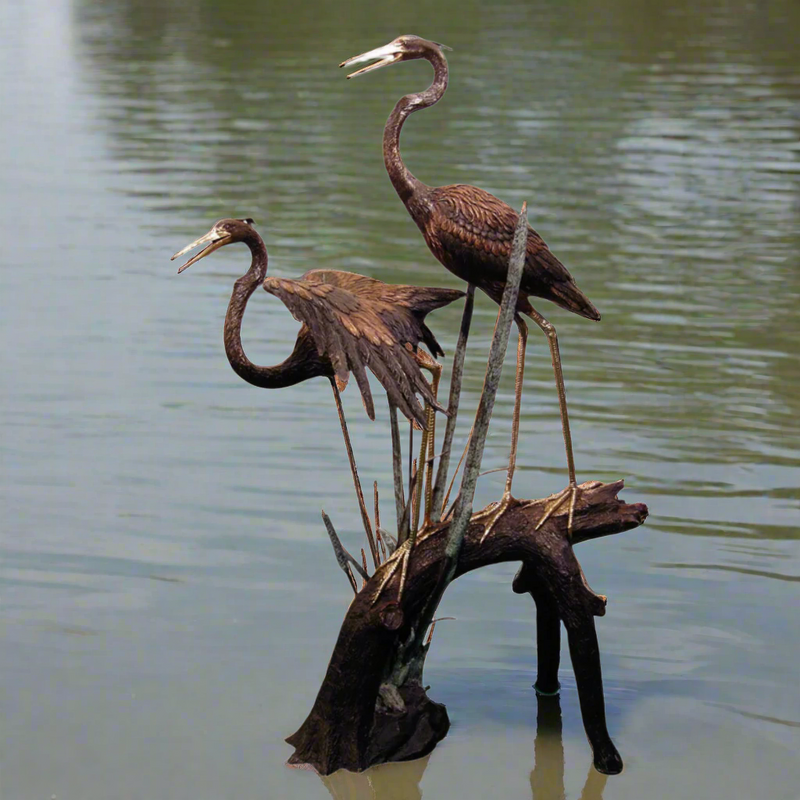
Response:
[383, 48, 448, 206]
[223, 235, 316, 389]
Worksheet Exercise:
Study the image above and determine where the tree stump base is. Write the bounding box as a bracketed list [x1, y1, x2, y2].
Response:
[287, 480, 647, 776]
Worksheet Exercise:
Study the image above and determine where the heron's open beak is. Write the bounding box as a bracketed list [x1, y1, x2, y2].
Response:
[171, 229, 232, 273]
[339, 43, 404, 79]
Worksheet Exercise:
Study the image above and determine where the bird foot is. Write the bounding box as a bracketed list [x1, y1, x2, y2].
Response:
[527, 481, 582, 537]
[473, 491, 519, 545]
[370, 538, 414, 607]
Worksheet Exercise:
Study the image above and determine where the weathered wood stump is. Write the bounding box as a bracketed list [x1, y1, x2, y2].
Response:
[287, 479, 647, 776]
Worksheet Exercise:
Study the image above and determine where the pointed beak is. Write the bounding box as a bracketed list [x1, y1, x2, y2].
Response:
[339, 43, 404, 79]
[171, 229, 232, 273]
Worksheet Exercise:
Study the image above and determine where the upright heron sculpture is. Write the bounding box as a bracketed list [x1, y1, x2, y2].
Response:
[172, 218, 463, 565]
[341, 35, 600, 535]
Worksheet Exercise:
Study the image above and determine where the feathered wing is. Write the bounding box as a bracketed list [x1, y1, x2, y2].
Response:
[428, 184, 600, 321]
[263, 271, 463, 427]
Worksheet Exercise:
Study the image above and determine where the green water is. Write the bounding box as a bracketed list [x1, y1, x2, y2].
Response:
[2, 0, 799, 797]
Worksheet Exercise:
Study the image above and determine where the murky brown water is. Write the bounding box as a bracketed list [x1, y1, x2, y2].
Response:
[2, 0, 799, 797]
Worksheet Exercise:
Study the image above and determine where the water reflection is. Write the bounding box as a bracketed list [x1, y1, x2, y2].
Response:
[320, 695, 605, 800]
[322, 756, 430, 800]
[530, 696, 606, 800]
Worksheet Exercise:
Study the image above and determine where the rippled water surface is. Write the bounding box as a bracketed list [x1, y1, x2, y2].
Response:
[2, 0, 799, 797]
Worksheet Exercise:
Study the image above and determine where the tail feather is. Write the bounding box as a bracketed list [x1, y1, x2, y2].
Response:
[420, 286, 467, 312]
[399, 286, 466, 315]
[548, 281, 601, 321]
[524, 243, 601, 321]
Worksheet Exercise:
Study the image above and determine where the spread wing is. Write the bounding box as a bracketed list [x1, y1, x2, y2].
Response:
[429, 185, 599, 319]
[263, 271, 463, 427]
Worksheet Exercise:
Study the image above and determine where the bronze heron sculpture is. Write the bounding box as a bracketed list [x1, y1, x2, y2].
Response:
[172, 217, 463, 565]
[341, 35, 600, 536]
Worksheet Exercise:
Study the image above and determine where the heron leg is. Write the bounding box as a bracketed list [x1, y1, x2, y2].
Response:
[373, 398, 445, 607]
[412, 416, 427, 535]
[523, 306, 582, 536]
[373, 351, 443, 606]
[371, 494, 417, 606]
[330, 378, 379, 568]
[474, 316, 528, 543]
[506, 316, 528, 493]
[431, 285, 475, 518]
[412, 350, 442, 529]
[402, 422, 414, 545]
[388, 400, 406, 535]
[389, 351, 441, 604]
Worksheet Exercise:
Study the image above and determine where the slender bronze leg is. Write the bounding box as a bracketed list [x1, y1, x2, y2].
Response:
[388, 400, 406, 540]
[374, 353, 442, 605]
[424, 381, 438, 527]
[525, 306, 582, 535]
[404, 422, 414, 543]
[412, 350, 442, 529]
[371, 466, 419, 607]
[473, 316, 528, 543]
[329, 378, 378, 568]
[506, 316, 528, 494]
[431, 285, 475, 517]
[374, 482, 388, 564]
[412, 424, 427, 536]
[373, 481, 380, 531]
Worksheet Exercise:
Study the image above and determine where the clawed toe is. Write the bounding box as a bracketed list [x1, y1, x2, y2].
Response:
[371, 540, 413, 606]
[532, 482, 582, 536]
[474, 491, 517, 545]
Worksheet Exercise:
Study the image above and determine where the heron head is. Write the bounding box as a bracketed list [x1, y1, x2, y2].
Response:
[340, 35, 451, 79]
[172, 218, 256, 273]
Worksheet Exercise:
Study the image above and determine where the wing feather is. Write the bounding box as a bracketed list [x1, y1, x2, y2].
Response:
[263, 273, 462, 427]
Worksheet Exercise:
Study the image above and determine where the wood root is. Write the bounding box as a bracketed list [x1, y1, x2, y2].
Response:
[286, 479, 647, 776]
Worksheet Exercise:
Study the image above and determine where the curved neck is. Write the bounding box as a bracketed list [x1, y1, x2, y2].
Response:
[383, 47, 448, 205]
[223, 234, 314, 389]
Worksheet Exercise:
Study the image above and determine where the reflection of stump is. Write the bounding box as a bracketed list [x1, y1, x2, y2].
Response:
[321, 754, 430, 800]
[531, 694, 608, 800]
[287, 480, 647, 776]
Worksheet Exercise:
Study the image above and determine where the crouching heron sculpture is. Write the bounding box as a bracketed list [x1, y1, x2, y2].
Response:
[172, 217, 463, 565]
